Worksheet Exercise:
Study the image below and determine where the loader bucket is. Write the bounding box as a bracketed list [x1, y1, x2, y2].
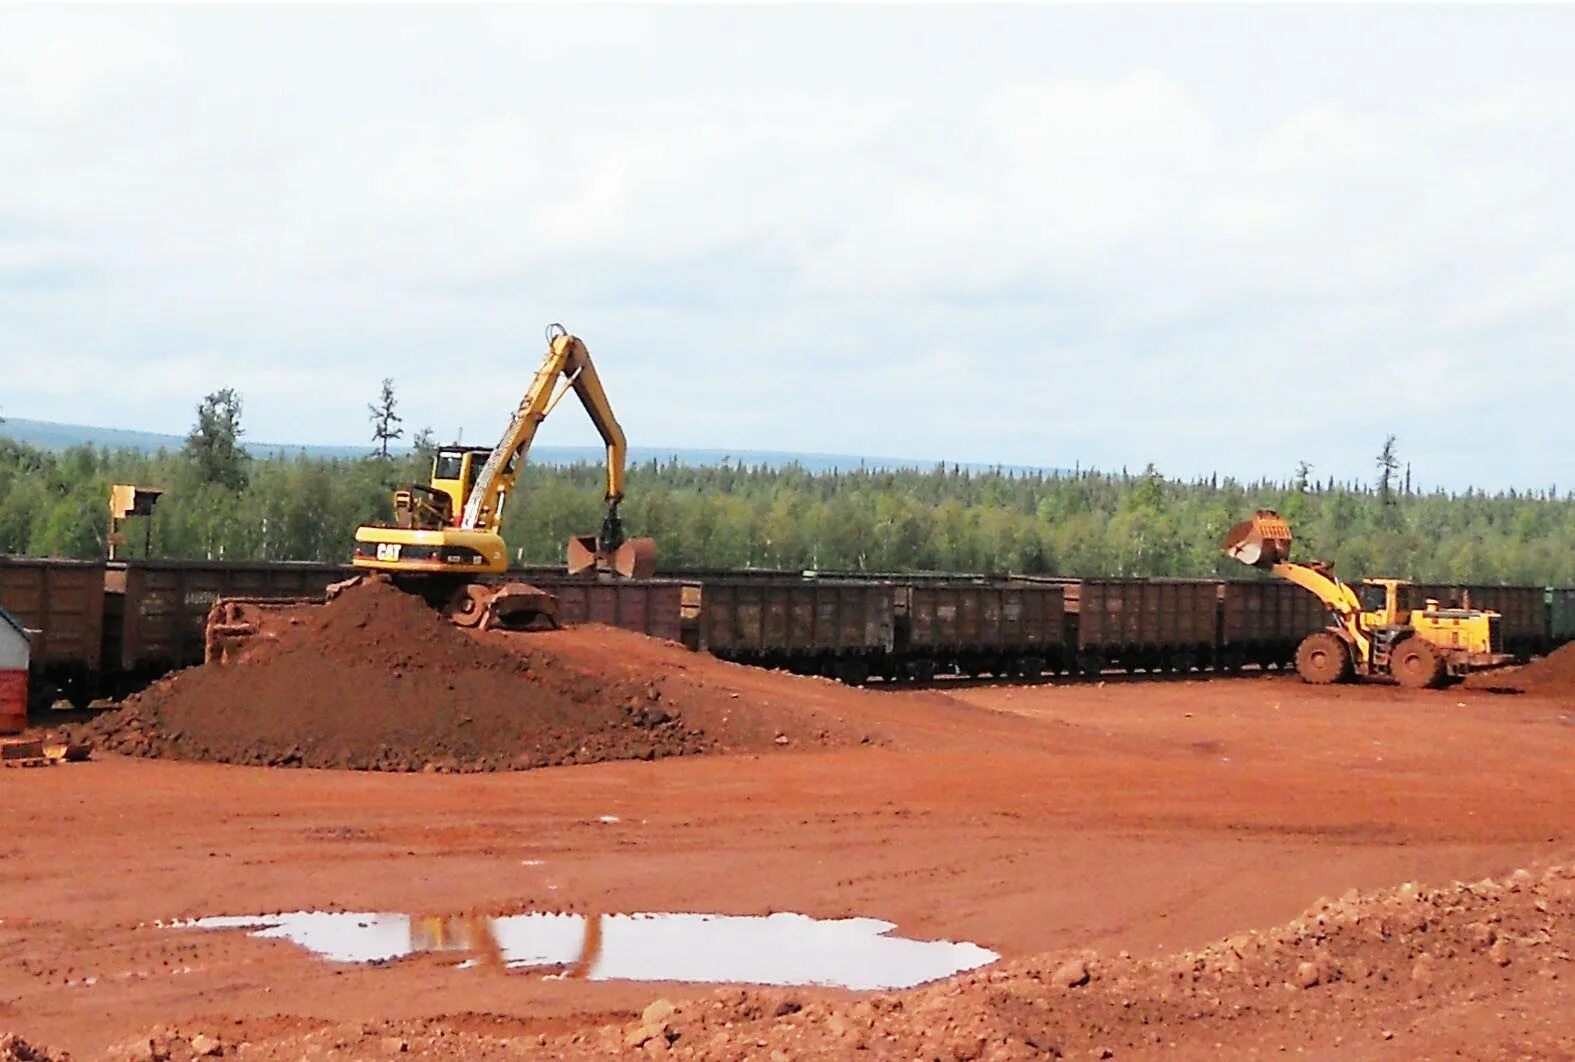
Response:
[1222, 510, 1294, 569]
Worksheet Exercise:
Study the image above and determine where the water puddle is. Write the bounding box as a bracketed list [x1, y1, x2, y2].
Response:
[176, 910, 997, 990]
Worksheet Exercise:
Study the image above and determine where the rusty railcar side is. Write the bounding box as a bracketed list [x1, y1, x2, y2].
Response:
[0, 557, 106, 700]
[698, 579, 895, 684]
[118, 560, 353, 674]
[506, 575, 699, 647]
[1070, 578, 1220, 674]
[1551, 588, 1575, 646]
[1219, 579, 1328, 669]
[901, 583, 1064, 678]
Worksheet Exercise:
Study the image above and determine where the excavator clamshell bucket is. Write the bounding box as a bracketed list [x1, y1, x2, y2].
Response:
[613, 537, 658, 579]
[1222, 511, 1294, 569]
[565, 534, 658, 578]
[567, 535, 600, 576]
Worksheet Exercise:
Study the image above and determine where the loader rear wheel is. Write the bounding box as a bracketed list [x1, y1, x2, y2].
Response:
[1392, 638, 1445, 689]
[1295, 632, 1352, 685]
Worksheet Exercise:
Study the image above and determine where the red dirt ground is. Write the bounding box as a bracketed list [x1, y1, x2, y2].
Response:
[4, 663, 1572, 1057]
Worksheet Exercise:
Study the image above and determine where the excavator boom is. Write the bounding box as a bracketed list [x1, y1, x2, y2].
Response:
[460, 325, 627, 533]
[455, 325, 652, 578]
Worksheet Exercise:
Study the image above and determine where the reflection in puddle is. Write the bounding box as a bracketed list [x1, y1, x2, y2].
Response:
[181, 910, 997, 990]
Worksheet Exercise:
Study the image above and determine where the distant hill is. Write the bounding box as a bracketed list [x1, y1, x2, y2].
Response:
[0, 417, 1065, 476]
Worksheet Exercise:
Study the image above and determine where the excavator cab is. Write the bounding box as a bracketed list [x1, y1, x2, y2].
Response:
[429, 447, 492, 519]
[388, 447, 491, 532]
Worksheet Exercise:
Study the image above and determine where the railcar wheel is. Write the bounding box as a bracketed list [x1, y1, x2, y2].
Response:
[1295, 632, 1352, 685]
[834, 657, 871, 687]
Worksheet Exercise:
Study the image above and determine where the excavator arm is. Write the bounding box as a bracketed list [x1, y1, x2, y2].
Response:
[459, 324, 653, 578]
[460, 324, 628, 533]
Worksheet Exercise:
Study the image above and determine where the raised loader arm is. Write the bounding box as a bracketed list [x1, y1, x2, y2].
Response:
[1222, 511, 1372, 662]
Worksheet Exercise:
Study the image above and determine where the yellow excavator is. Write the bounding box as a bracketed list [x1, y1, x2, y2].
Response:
[1223, 510, 1513, 688]
[351, 324, 656, 628]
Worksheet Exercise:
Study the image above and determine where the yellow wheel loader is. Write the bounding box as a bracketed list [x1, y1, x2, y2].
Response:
[351, 324, 656, 629]
[1222, 511, 1514, 688]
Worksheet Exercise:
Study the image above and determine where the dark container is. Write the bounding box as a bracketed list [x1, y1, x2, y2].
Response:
[515, 575, 697, 646]
[1220, 579, 1328, 660]
[1074, 578, 1219, 653]
[904, 584, 1063, 651]
[0, 557, 106, 676]
[1550, 588, 1575, 644]
[119, 560, 352, 672]
[700, 579, 895, 656]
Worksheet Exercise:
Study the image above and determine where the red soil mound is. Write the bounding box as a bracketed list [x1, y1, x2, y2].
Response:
[75, 578, 939, 772]
[1501, 641, 1575, 694]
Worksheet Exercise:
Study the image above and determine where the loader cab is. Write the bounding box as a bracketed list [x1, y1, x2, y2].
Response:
[1357, 578, 1414, 628]
[430, 446, 493, 518]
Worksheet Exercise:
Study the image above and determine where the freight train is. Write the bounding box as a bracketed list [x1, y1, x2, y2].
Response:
[2, 555, 1573, 702]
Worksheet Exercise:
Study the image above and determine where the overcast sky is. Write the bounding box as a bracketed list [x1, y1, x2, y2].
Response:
[2, 5, 1573, 489]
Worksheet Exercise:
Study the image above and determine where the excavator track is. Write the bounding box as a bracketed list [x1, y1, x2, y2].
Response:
[400, 574, 560, 632]
[205, 574, 558, 664]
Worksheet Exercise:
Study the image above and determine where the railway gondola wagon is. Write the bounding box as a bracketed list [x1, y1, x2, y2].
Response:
[0, 557, 106, 703]
[1069, 578, 1219, 675]
[1219, 579, 1327, 671]
[901, 582, 1064, 681]
[116, 560, 353, 680]
[699, 578, 895, 685]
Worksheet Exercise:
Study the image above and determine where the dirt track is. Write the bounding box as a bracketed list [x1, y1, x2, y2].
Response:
[3, 671, 1572, 1057]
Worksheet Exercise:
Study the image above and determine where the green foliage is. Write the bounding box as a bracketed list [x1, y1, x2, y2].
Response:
[184, 389, 250, 491]
[410, 426, 437, 466]
[368, 378, 404, 460]
[0, 436, 1572, 585]
[1376, 434, 1400, 507]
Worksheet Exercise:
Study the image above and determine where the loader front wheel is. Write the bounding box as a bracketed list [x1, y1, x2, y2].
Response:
[1392, 638, 1445, 689]
[1295, 632, 1352, 685]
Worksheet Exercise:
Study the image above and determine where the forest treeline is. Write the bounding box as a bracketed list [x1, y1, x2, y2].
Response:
[1, 422, 1572, 586]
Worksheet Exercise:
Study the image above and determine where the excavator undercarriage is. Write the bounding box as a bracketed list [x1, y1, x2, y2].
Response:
[203, 572, 561, 666]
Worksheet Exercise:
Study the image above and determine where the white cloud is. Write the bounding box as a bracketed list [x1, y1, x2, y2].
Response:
[0, 6, 1572, 488]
